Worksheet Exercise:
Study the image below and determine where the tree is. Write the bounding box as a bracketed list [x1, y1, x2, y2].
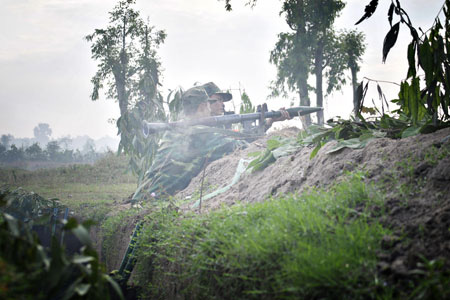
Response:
[310, 1, 346, 125]
[86, 0, 167, 179]
[82, 138, 97, 163]
[338, 30, 366, 117]
[58, 136, 73, 151]
[5, 145, 24, 162]
[33, 123, 52, 146]
[270, 0, 346, 126]
[0, 144, 6, 161]
[1, 134, 14, 149]
[25, 143, 44, 161]
[46, 141, 61, 161]
[82, 138, 96, 154]
[60, 149, 75, 163]
[270, 10, 312, 127]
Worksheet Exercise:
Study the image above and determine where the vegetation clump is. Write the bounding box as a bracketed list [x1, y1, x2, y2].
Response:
[0, 189, 123, 300]
[135, 173, 390, 299]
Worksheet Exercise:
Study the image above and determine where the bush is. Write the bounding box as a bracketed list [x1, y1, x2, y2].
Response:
[0, 188, 123, 300]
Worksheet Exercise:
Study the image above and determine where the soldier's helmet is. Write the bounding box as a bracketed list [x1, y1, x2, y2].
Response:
[202, 82, 232, 102]
[201, 82, 220, 96]
[181, 86, 209, 115]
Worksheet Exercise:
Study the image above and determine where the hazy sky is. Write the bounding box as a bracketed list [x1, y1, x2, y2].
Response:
[0, 0, 445, 139]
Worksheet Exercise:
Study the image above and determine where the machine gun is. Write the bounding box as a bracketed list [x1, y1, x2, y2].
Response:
[143, 105, 323, 136]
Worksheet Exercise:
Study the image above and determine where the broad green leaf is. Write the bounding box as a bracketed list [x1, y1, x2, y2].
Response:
[358, 132, 375, 141]
[310, 143, 323, 159]
[407, 42, 416, 78]
[327, 138, 373, 154]
[267, 138, 282, 150]
[247, 149, 276, 173]
[355, 81, 364, 113]
[409, 77, 420, 124]
[418, 40, 433, 86]
[251, 151, 276, 172]
[382, 22, 400, 63]
[387, 3, 395, 27]
[247, 151, 261, 158]
[401, 126, 421, 138]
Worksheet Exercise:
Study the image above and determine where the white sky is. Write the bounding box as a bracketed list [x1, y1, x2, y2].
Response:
[0, 0, 445, 139]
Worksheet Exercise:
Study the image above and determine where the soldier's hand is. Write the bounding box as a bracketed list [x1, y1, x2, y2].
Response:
[280, 107, 292, 121]
[265, 107, 291, 131]
[273, 107, 292, 122]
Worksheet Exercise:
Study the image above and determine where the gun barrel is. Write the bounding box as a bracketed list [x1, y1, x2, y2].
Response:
[143, 106, 323, 135]
[268, 106, 323, 118]
[143, 122, 173, 136]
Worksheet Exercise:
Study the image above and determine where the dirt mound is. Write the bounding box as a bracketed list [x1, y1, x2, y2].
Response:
[178, 127, 450, 210]
[102, 127, 449, 289]
[175, 127, 450, 282]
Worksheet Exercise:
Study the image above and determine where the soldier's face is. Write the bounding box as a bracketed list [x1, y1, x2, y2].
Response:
[209, 100, 224, 116]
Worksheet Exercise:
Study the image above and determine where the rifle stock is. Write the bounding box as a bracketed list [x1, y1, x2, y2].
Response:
[143, 106, 322, 136]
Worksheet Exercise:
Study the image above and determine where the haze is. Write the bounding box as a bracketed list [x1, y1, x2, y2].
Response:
[0, 0, 444, 140]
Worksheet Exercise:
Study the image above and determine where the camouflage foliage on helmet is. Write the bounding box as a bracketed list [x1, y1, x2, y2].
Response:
[201, 82, 220, 96]
[181, 87, 209, 115]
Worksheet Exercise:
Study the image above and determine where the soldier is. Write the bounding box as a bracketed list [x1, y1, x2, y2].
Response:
[132, 82, 290, 203]
[132, 83, 249, 202]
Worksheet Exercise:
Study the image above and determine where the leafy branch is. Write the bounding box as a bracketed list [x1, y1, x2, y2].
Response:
[0, 188, 123, 299]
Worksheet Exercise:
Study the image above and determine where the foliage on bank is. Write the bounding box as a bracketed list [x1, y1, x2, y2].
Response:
[135, 173, 390, 299]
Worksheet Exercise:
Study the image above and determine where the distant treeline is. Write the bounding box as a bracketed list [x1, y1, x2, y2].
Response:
[1, 123, 119, 157]
[0, 141, 106, 164]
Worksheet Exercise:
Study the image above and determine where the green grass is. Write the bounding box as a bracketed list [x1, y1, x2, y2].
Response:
[0, 152, 136, 186]
[0, 153, 137, 222]
[136, 172, 390, 299]
[25, 183, 136, 221]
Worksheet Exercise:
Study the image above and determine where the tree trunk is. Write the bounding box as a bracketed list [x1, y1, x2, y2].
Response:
[350, 66, 359, 118]
[117, 82, 128, 117]
[113, 67, 128, 117]
[298, 79, 311, 128]
[314, 40, 324, 125]
[116, 15, 129, 118]
[295, 10, 311, 129]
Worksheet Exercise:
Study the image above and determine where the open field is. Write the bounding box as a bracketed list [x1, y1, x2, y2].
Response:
[0, 153, 137, 221]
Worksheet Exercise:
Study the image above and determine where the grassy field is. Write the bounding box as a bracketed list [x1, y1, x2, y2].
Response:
[0, 153, 137, 221]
